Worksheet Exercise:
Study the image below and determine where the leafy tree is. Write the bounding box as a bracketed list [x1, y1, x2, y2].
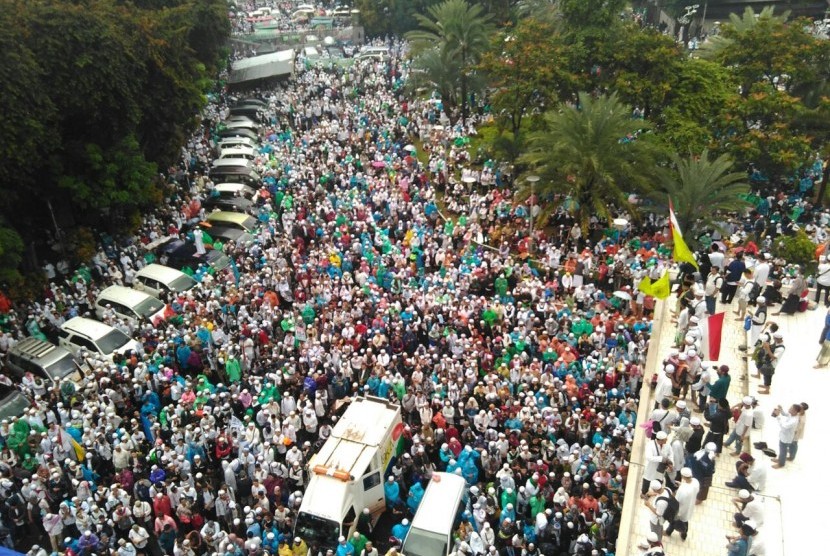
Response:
[652, 150, 751, 237]
[703, 7, 789, 62]
[478, 18, 576, 138]
[717, 84, 813, 183]
[57, 135, 157, 213]
[558, 0, 628, 93]
[355, 0, 443, 37]
[608, 25, 684, 118]
[0, 222, 24, 286]
[657, 58, 739, 153]
[406, 0, 495, 122]
[0, 9, 56, 202]
[0, 0, 228, 280]
[705, 7, 830, 97]
[407, 47, 463, 112]
[772, 230, 817, 266]
[701, 7, 830, 184]
[518, 92, 659, 231]
[512, 0, 562, 24]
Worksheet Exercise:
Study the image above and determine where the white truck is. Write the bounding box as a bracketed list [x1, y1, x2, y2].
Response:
[294, 396, 403, 552]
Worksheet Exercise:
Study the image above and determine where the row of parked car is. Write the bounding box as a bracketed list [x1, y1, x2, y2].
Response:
[1, 262, 204, 418]
[0, 99, 268, 418]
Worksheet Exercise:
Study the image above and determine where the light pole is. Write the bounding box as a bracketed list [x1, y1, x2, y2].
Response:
[526, 175, 540, 254]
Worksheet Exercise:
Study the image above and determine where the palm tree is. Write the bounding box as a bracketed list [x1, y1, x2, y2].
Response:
[701, 6, 789, 59]
[406, 0, 494, 123]
[406, 47, 463, 112]
[518, 92, 658, 231]
[653, 149, 751, 237]
[512, 0, 563, 26]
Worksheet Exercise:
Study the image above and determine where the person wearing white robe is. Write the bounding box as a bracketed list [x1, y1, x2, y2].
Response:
[666, 467, 699, 540]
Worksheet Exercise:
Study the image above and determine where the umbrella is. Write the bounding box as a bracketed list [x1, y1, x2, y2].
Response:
[403, 144, 416, 152]
[371, 161, 386, 168]
[323, 36, 335, 45]
[612, 218, 628, 229]
[613, 290, 632, 301]
[461, 176, 477, 184]
[562, 197, 580, 212]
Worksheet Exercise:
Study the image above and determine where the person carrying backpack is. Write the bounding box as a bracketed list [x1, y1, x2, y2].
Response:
[644, 480, 678, 542]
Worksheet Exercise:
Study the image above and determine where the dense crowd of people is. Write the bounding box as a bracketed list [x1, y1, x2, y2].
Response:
[0, 37, 660, 556]
[0, 16, 825, 556]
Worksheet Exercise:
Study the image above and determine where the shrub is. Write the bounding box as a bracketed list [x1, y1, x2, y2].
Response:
[772, 230, 816, 267]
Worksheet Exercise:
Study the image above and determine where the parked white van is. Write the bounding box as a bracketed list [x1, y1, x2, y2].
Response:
[217, 137, 258, 150]
[58, 317, 142, 361]
[356, 46, 390, 61]
[95, 285, 167, 327]
[133, 264, 197, 298]
[401, 472, 468, 556]
[219, 146, 257, 161]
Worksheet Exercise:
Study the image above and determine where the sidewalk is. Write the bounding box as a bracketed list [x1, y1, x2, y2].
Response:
[744, 305, 830, 556]
[622, 296, 830, 556]
[627, 297, 755, 556]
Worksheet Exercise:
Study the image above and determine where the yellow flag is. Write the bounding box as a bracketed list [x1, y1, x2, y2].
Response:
[638, 272, 671, 299]
[70, 437, 86, 461]
[638, 276, 655, 297]
[669, 200, 699, 269]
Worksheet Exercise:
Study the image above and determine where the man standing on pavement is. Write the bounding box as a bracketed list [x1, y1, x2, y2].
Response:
[705, 266, 724, 315]
[771, 404, 799, 468]
[666, 467, 699, 541]
[708, 365, 732, 409]
[753, 253, 772, 290]
[724, 397, 754, 455]
[654, 365, 675, 410]
[815, 255, 830, 306]
[748, 297, 768, 347]
[721, 252, 746, 305]
[644, 480, 672, 542]
[757, 332, 785, 395]
[709, 244, 725, 271]
[642, 431, 672, 495]
[688, 442, 717, 503]
[691, 289, 707, 321]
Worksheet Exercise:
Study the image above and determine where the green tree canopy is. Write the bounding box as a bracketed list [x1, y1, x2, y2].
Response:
[478, 17, 576, 137]
[652, 150, 751, 238]
[0, 0, 228, 286]
[657, 58, 739, 153]
[518, 92, 659, 231]
[406, 0, 495, 122]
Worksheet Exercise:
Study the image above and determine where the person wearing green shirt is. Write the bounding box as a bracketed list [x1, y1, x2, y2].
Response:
[495, 274, 508, 298]
[348, 531, 368, 555]
[709, 365, 731, 402]
[225, 354, 242, 383]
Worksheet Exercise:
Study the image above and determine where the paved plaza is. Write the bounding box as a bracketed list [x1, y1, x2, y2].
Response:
[626, 296, 827, 555]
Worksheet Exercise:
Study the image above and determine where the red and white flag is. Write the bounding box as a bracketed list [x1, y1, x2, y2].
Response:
[700, 312, 725, 360]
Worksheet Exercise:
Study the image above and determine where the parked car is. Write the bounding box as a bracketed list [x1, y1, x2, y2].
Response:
[217, 136, 259, 150]
[94, 285, 167, 328]
[133, 264, 198, 298]
[0, 384, 30, 421]
[217, 127, 259, 141]
[151, 237, 231, 273]
[58, 317, 142, 362]
[5, 337, 88, 388]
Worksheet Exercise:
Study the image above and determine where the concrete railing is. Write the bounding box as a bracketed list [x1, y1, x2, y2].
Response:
[615, 296, 670, 555]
